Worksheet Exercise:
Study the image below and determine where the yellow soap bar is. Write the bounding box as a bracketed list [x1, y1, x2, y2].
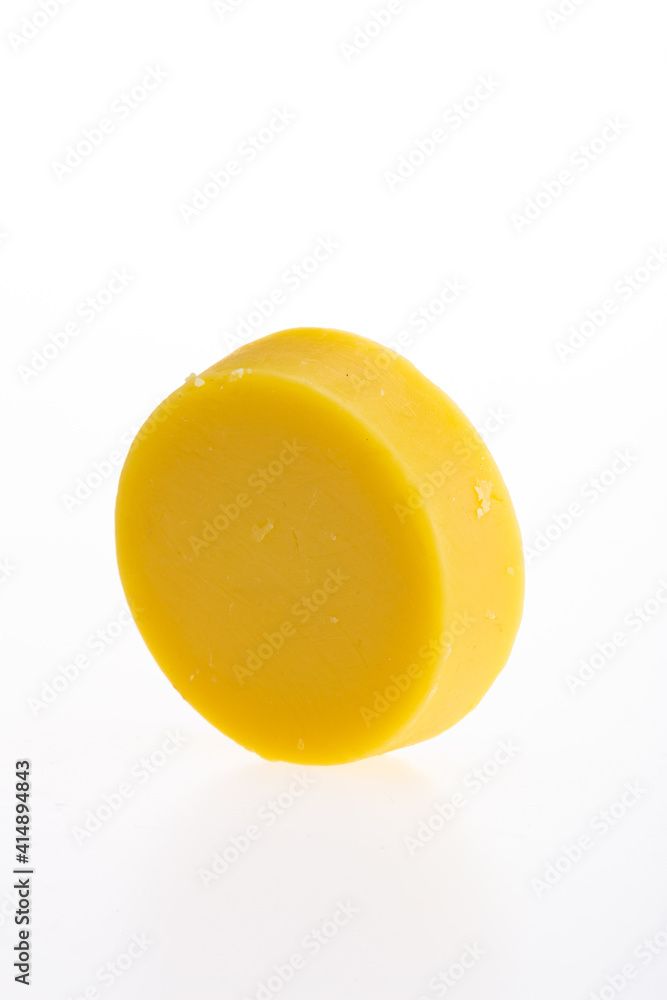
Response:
[115, 328, 523, 764]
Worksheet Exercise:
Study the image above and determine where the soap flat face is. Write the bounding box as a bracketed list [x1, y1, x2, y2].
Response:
[116, 328, 524, 764]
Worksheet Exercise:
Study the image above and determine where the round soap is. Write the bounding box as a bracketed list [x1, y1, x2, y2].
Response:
[115, 328, 524, 764]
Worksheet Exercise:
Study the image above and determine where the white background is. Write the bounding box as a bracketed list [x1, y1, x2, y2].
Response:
[1, 0, 667, 998]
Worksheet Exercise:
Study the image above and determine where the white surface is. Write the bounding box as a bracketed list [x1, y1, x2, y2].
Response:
[1, 1, 667, 998]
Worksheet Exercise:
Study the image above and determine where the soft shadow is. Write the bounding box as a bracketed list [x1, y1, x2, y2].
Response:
[135, 747, 494, 997]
